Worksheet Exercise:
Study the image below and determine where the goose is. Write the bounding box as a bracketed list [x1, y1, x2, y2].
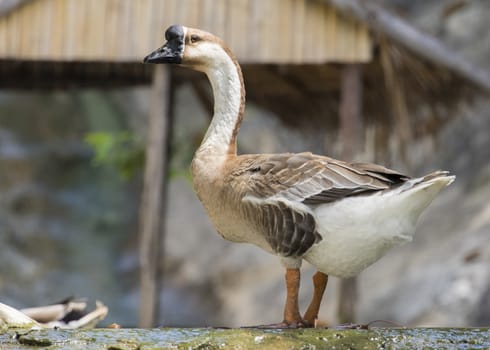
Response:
[144, 25, 455, 328]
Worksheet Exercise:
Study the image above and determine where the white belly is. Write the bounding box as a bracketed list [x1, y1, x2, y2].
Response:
[304, 193, 416, 278]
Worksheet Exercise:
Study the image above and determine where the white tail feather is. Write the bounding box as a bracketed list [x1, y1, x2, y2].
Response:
[391, 172, 455, 225]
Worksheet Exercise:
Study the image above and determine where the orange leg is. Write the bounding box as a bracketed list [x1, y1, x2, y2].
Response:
[250, 268, 320, 329]
[282, 268, 303, 326]
[303, 271, 328, 326]
[249, 268, 305, 328]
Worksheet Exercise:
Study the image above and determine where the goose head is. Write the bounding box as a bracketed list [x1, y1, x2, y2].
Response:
[144, 25, 232, 72]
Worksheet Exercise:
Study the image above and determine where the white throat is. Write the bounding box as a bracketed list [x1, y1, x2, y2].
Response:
[195, 45, 244, 159]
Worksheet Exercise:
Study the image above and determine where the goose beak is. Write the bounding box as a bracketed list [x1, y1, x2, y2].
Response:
[143, 42, 183, 64]
[144, 25, 185, 64]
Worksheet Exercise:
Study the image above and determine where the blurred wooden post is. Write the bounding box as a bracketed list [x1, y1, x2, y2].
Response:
[339, 64, 363, 160]
[338, 64, 362, 324]
[138, 65, 171, 328]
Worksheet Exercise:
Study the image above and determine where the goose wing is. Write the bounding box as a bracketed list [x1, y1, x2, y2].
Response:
[239, 152, 409, 205]
[234, 152, 409, 257]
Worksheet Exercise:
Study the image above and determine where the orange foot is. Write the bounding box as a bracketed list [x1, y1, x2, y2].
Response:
[246, 320, 311, 329]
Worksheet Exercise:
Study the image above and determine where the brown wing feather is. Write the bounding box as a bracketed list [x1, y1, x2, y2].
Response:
[242, 200, 322, 257]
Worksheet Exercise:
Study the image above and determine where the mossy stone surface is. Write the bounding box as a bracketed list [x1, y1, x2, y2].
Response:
[1, 327, 489, 349]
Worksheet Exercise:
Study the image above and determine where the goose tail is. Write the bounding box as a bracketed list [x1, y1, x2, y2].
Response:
[413, 170, 454, 191]
[389, 170, 455, 225]
[420, 170, 456, 186]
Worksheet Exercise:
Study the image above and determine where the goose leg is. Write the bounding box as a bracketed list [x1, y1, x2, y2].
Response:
[282, 268, 304, 327]
[303, 271, 328, 327]
[248, 268, 305, 329]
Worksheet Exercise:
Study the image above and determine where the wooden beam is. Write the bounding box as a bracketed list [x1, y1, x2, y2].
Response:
[337, 64, 362, 324]
[339, 64, 363, 160]
[322, 0, 490, 92]
[138, 65, 171, 328]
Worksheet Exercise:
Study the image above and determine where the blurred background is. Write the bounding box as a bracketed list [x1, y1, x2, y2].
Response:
[0, 0, 489, 328]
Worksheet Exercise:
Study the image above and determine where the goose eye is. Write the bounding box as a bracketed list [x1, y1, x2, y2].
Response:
[190, 35, 201, 43]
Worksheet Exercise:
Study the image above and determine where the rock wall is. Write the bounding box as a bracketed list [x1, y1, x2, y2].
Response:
[0, 90, 142, 325]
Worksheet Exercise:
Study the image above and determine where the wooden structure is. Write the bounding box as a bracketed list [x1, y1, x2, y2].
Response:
[0, 0, 371, 63]
[1, 0, 488, 327]
[0, 0, 486, 140]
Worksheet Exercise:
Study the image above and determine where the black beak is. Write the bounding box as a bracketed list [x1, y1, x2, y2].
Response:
[143, 25, 185, 64]
[143, 42, 183, 64]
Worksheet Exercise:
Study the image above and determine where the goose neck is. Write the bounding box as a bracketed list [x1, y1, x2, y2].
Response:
[197, 51, 245, 158]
